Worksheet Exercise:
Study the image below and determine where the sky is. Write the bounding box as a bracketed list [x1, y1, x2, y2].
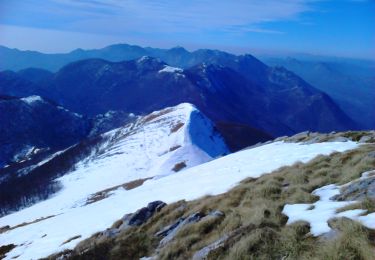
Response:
[0, 0, 374, 58]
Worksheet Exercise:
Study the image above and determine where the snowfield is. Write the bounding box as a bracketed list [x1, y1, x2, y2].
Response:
[0, 104, 359, 260]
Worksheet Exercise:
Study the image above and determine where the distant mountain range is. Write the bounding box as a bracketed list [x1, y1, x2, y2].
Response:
[0, 44, 372, 129]
[0, 54, 357, 137]
[0, 44, 373, 259]
[261, 56, 375, 129]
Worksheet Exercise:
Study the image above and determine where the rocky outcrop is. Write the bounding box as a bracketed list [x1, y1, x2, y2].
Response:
[333, 171, 375, 201]
[156, 210, 225, 248]
[275, 131, 375, 144]
[101, 201, 167, 239]
[158, 213, 205, 247]
[192, 234, 229, 260]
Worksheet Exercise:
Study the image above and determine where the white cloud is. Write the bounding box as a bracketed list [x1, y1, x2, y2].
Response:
[6, 0, 321, 35]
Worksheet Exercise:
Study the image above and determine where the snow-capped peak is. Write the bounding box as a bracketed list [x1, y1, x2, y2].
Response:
[158, 65, 183, 74]
[20, 95, 44, 104]
[137, 55, 150, 63]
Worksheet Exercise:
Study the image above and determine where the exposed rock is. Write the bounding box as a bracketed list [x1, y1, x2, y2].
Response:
[208, 210, 225, 218]
[123, 201, 166, 228]
[330, 136, 350, 142]
[192, 234, 229, 260]
[274, 136, 288, 142]
[274, 130, 375, 145]
[159, 213, 205, 247]
[302, 136, 322, 144]
[156, 210, 224, 248]
[359, 135, 372, 143]
[333, 174, 375, 201]
[94, 201, 167, 241]
[368, 151, 375, 158]
[155, 218, 185, 238]
[101, 228, 120, 238]
[294, 131, 310, 138]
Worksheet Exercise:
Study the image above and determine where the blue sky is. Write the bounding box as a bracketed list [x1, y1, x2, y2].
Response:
[0, 0, 374, 58]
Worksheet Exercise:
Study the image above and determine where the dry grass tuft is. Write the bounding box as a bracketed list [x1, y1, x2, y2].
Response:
[61, 235, 82, 246]
[172, 162, 187, 172]
[170, 122, 184, 133]
[318, 218, 374, 260]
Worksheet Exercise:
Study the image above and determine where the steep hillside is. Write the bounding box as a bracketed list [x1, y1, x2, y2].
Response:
[0, 95, 90, 168]
[0, 103, 229, 259]
[1, 56, 355, 137]
[0, 126, 367, 259]
[0, 71, 49, 98]
[262, 57, 375, 129]
[0, 45, 371, 132]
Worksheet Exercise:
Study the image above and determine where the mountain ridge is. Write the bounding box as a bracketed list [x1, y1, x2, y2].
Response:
[0, 56, 358, 138]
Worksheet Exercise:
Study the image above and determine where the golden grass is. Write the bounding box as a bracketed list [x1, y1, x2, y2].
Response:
[49, 136, 375, 260]
[85, 177, 153, 205]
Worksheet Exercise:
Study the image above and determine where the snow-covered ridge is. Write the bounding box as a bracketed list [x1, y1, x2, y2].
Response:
[0, 103, 229, 259]
[20, 95, 44, 104]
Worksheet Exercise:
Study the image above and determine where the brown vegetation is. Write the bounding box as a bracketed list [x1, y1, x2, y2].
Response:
[170, 122, 184, 134]
[61, 235, 82, 246]
[85, 177, 153, 205]
[0, 244, 16, 259]
[50, 132, 375, 260]
[1, 215, 56, 234]
[172, 162, 187, 172]
[142, 108, 174, 124]
[123, 178, 153, 190]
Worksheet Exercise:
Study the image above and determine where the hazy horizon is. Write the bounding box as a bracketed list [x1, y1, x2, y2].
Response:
[2, 41, 375, 62]
[0, 0, 374, 60]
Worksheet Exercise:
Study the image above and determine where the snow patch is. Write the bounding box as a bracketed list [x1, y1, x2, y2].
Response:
[21, 95, 43, 104]
[158, 65, 183, 74]
[137, 56, 151, 63]
[283, 171, 375, 236]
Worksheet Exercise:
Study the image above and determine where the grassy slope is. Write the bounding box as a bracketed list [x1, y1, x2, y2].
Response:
[50, 132, 375, 260]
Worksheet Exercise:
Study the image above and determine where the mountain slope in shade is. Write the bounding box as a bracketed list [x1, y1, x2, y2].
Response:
[44, 57, 356, 136]
[0, 103, 228, 216]
[0, 71, 48, 98]
[0, 47, 359, 138]
[0, 44, 368, 131]
[16, 68, 54, 86]
[215, 122, 273, 152]
[0, 95, 90, 168]
[0, 121, 358, 259]
[261, 57, 375, 129]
